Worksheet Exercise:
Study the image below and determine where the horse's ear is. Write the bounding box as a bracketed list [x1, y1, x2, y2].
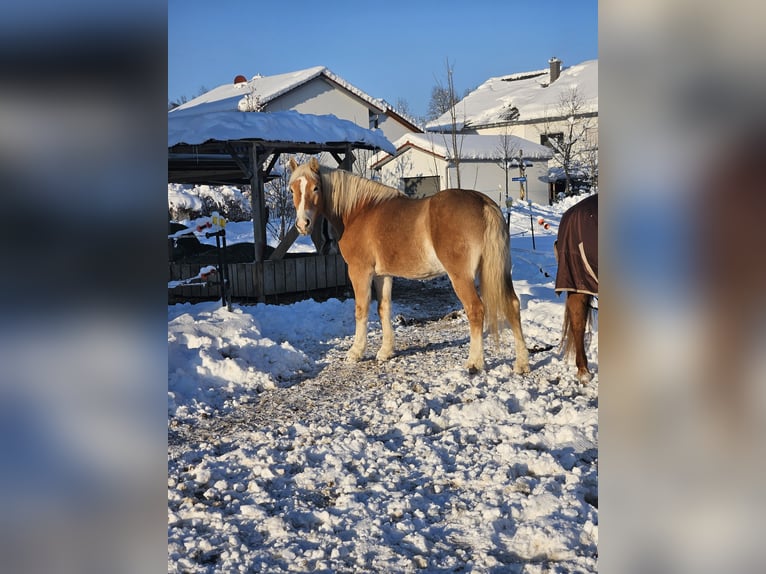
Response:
[288, 157, 298, 172]
[309, 157, 320, 172]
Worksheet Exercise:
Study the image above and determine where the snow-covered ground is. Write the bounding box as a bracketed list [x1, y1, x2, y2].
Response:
[168, 195, 598, 573]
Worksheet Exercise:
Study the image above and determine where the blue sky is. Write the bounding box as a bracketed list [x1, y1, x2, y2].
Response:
[169, 0, 597, 119]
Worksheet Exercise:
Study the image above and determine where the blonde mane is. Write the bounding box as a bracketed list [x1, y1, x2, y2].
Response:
[319, 167, 404, 220]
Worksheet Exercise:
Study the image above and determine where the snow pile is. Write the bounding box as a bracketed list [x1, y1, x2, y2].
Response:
[168, 183, 252, 221]
[168, 194, 598, 572]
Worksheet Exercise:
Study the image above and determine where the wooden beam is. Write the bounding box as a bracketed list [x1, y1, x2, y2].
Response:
[262, 151, 280, 179]
[224, 142, 252, 179]
[268, 226, 299, 261]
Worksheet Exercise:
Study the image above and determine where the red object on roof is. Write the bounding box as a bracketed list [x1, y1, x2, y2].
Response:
[234, 74, 247, 84]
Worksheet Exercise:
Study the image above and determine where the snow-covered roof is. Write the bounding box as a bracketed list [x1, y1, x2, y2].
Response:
[168, 109, 396, 155]
[370, 132, 552, 168]
[426, 59, 598, 132]
[170, 66, 422, 129]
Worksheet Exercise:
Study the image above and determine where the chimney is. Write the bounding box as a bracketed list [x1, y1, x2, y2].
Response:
[548, 57, 562, 84]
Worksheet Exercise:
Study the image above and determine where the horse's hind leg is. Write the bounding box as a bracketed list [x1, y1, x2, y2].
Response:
[347, 266, 373, 362]
[567, 293, 591, 383]
[449, 274, 485, 373]
[374, 275, 394, 361]
[505, 286, 530, 374]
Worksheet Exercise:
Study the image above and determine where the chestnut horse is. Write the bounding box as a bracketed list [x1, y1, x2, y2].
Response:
[288, 157, 529, 374]
[554, 193, 598, 383]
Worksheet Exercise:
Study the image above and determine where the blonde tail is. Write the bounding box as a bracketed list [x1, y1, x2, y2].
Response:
[479, 203, 530, 372]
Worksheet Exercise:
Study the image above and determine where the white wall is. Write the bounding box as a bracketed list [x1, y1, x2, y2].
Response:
[377, 149, 551, 205]
[268, 78, 371, 127]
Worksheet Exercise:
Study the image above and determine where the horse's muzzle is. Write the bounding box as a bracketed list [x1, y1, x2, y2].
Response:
[295, 218, 312, 235]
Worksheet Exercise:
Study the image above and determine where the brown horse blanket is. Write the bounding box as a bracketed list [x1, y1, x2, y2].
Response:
[555, 194, 598, 296]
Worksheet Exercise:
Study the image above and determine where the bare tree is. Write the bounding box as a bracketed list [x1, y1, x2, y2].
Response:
[264, 154, 301, 242]
[539, 86, 595, 196]
[433, 59, 464, 188]
[495, 125, 520, 205]
[582, 127, 599, 191]
[395, 97, 412, 117]
[168, 94, 188, 110]
[379, 151, 414, 193]
[426, 85, 452, 122]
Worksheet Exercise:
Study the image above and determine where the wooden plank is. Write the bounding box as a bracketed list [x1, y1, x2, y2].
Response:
[316, 256, 327, 289]
[325, 256, 336, 287]
[295, 258, 307, 292]
[306, 257, 317, 290]
[263, 261, 276, 295]
[250, 262, 261, 300]
[284, 258, 297, 293]
[230, 264, 243, 298]
[274, 260, 286, 293]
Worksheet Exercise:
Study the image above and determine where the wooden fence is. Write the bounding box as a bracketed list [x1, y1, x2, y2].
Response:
[168, 253, 350, 303]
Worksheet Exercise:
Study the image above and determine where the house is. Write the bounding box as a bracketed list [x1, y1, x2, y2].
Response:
[370, 132, 553, 206]
[171, 66, 422, 172]
[426, 58, 598, 198]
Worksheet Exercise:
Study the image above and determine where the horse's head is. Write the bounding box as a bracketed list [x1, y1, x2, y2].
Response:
[288, 156, 323, 235]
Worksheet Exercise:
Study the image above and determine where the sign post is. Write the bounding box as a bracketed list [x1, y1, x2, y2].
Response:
[512, 149, 535, 249]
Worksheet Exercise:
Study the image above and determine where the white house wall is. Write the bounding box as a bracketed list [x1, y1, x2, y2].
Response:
[455, 160, 550, 206]
[268, 78, 373, 130]
[376, 115, 413, 144]
[377, 149, 550, 205]
[378, 147, 444, 190]
[474, 117, 599, 154]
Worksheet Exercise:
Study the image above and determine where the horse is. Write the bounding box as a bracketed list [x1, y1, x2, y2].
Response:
[287, 156, 530, 374]
[554, 193, 598, 383]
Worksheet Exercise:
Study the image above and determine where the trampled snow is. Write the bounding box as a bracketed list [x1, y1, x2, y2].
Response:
[168, 195, 598, 572]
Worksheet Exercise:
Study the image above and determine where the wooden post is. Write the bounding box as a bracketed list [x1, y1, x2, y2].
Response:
[249, 144, 267, 301]
[250, 144, 267, 263]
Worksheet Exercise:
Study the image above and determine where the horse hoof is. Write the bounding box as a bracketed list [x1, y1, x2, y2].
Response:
[465, 359, 483, 373]
[346, 350, 363, 363]
[514, 363, 530, 375]
[376, 349, 393, 361]
[577, 371, 592, 384]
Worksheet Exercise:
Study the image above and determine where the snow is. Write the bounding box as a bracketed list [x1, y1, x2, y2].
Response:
[170, 67, 328, 115]
[168, 109, 396, 156]
[371, 132, 553, 167]
[171, 65, 423, 131]
[427, 59, 598, 132]
[168, 194, 598, 572]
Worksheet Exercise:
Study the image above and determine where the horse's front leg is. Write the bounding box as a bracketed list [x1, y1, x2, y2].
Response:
[347, 267, 373, 362]
[374, 275, 394, 361]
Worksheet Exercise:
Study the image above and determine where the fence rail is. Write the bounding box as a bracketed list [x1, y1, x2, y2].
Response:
[168, 253, 350, 303]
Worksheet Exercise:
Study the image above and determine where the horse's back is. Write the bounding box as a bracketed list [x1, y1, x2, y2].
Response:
[555, 194, 598, 295]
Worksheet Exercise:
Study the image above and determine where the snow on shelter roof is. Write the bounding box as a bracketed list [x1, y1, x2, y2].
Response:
[168, 109, 395, 155]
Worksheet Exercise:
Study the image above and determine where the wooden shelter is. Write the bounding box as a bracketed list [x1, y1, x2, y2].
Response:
[168, 109, 395, 302]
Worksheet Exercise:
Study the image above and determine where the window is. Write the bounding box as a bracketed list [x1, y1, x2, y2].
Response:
[541, 132, 563, 148]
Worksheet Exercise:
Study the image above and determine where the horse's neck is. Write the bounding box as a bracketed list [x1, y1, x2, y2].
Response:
[319, 170, 347, 233]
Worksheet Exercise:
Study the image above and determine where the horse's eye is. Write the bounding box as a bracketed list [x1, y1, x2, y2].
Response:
[313, 187, 319, 193]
